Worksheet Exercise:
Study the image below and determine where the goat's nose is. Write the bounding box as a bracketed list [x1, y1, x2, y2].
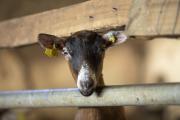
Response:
[81, 79, 94, 89]
[78, 79, 95, 96]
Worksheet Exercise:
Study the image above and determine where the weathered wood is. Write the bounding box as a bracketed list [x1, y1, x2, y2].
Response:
[0, 0, 131, 47]
[126, 0, 180, 36]
[0, 0, 180, 48]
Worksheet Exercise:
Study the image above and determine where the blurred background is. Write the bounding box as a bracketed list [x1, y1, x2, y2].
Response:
[0, 0, 180, 120]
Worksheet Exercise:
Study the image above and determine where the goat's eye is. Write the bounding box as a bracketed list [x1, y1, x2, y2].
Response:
[62, 47, 69, 54]
[99, 45, 106, 51]
[63, 51, 68, 55]
[62, 47, 72, 60]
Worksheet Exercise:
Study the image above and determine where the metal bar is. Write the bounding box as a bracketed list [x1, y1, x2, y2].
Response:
[0, 83, 180, 108]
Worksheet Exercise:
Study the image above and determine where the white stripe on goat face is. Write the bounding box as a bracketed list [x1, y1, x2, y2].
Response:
[77, 62, 96, 91]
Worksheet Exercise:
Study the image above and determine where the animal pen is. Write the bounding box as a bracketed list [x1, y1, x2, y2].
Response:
[0, 0, 180, 119]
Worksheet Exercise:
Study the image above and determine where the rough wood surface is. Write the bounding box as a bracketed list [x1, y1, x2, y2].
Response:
[0, 0, 180, 48]
[0, 0, 131, 47]
[126, 0, 180, 36]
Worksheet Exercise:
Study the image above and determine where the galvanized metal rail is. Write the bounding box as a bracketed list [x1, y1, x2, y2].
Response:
[0, 83, 180, 108]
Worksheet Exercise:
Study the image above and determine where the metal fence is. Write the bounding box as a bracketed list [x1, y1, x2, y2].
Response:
[0, 83, 180, 108]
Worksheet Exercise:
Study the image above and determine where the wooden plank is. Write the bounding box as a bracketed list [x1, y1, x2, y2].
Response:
[126, 0, 180, 36]
[0, 0, 180, 48]
[0, 0, 131, 47]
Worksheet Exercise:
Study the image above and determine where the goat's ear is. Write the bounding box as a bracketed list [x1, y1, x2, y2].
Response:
[103, 31, 127, 47]
[38, 33, 65, 57]
[38, 33, 65, 50]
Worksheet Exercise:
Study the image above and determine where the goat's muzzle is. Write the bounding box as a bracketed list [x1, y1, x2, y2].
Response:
[78, 78, 95, 96]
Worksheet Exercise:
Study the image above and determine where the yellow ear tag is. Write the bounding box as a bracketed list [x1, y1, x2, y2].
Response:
[109, 35, 116, 43]
[44, 44, 58, 57]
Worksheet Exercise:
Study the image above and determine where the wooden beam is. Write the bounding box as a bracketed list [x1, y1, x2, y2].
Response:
[0, 0, 180, 48]
[0, 0, 131, 47]
[126, 0, 180, 36]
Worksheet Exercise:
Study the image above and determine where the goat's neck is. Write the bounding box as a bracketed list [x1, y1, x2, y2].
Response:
[75, 74, 126, 120]
[97, 74, 105, 86]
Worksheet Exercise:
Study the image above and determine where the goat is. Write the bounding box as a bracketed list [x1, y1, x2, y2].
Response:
[38, 30, 127, 120]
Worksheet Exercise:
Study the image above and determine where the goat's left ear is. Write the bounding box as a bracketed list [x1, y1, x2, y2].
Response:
[103, 31, 127, 47]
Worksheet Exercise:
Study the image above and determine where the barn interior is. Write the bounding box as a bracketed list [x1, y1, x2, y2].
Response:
[0, 0, 180, 120]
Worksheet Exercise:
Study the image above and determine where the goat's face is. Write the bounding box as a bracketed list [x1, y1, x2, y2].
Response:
[38, 30, 127, 96]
